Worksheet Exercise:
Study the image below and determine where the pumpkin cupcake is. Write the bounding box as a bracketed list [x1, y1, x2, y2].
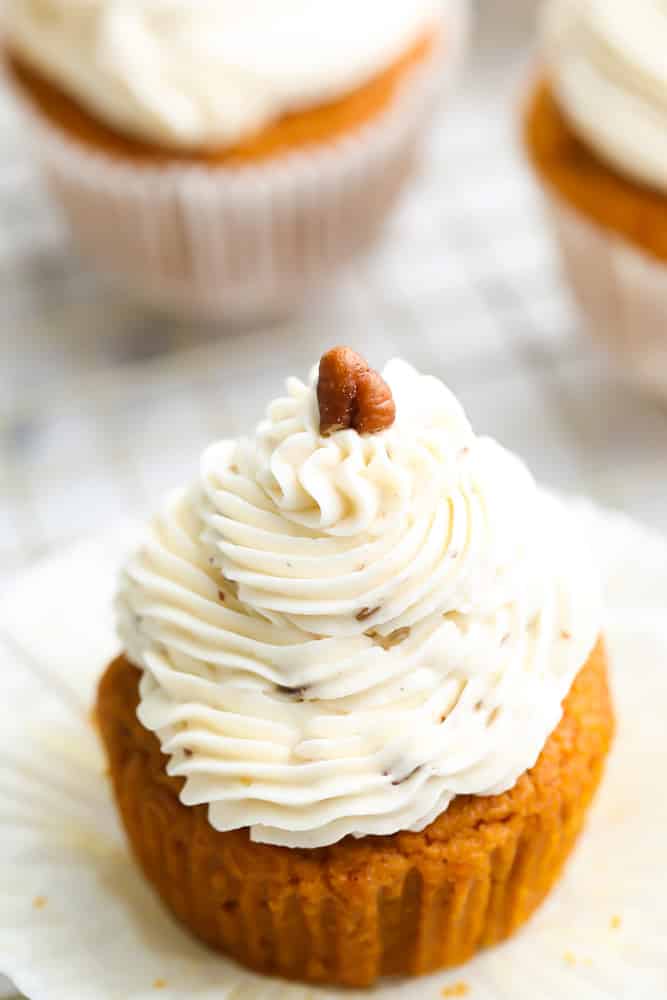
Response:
[97, 348, 613, 987]
[524, 0, 667, 396]
[2, 1, 467, 322]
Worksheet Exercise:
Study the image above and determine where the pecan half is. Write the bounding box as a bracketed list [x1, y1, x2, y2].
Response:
[317, 347, 395, 436]
[355, 369, 396, 434]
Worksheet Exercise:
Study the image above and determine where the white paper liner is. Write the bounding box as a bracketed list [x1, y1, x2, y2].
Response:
[1, 499, 666, 999]
[545, 194, 667, 399]
[0, 976, 16, 999]
[3, 3, 469, 324]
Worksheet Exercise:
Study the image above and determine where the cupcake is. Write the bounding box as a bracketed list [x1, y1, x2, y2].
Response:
[524, 1, 667, 396]
[2, 1, 467, 322]
[97, 347, 613, 988]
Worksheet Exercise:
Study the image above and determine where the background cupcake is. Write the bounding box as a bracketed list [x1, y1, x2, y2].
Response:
[2, 0, 468, 323]
[524, 0, 667, 398]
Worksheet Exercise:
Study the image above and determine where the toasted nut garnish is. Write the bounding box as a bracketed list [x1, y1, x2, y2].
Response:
[355, 369, 396, 435]
[317, 347, 395, 436]
[317, 347, 366, 434]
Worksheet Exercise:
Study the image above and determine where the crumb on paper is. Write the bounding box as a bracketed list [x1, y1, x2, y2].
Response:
[153, 980, 167, 990]
[32, 896, 47, 910]
[564, 951, 576, 966]
[611, 914, 622, 929]
[442, 983, 469, 998]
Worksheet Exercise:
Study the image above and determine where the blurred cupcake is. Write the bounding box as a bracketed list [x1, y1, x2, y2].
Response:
[524, 0, 667, 396]
[3, 0, 467, 322]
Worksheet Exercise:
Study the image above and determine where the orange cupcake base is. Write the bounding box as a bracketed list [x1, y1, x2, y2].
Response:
[97, 641, 613, 988]
[523, 78, 667, 263]
[6, 33, 437, 166]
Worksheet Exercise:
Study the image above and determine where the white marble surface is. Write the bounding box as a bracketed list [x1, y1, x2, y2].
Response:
[1, 0, 667, 599]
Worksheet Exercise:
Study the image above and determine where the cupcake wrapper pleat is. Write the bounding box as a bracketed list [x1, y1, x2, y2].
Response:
[97, 644, 613, 989]
[3, 2, 468, 323]
[119, 774, 604, 987]
[546, 195, 667, 398]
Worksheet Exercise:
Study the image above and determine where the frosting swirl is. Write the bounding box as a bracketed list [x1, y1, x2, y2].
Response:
[4, 0, 442, 149]
[544, 0, 667, 193]
[117, 360, 601, 848]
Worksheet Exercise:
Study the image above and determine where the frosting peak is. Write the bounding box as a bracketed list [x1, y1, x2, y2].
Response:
[544, 0, 667, 193]
[4, 0, 443, 149]
[117, 359, 601, 848]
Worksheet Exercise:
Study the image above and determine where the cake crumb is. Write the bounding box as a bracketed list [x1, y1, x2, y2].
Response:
[365, 626, 410, 650]
[356, 606, 380, 622]
[32, 896, 47, 910]
[564, 951, 576, 966]
[610, 914, 622, 930]
[487, 706, 501, 726]
[442, 982, 469, 997]
[153, 979, 167, 990]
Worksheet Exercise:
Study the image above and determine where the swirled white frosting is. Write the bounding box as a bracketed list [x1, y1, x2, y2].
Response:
[116, 360, 601, 849]
[544, 0, 667, 193]
[4, 0, 443, 149]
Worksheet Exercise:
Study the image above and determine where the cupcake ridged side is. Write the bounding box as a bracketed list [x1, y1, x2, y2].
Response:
[97, 639, 613, 988]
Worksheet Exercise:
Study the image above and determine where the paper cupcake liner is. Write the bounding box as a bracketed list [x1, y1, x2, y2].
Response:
[545, 195, 667, 398]
[4, 3, 468, 324]
[1, 500, 666, 999]
[95, 649, 612, 988]
[0, 976, 15, 999]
